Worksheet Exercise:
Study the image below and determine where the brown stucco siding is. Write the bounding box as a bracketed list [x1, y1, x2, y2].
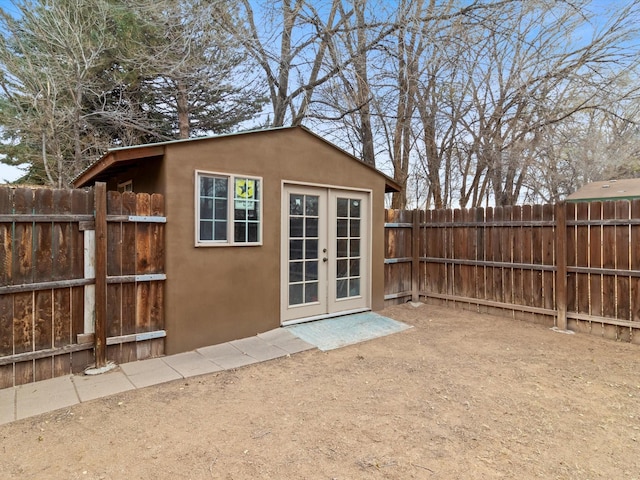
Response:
[161, 128, 387, 354]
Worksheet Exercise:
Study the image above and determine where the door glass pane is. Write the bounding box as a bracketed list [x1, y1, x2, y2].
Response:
[289, 240, 303, 260]
[337, 239, 348, 258]
[350, 258, 360, 277]
[337, 219, 348, 237]
[337, 259, 348, 278]
[290, 217, 304, 237]
[335, 196, 362, 300]
[290, 262, 303, 282]
[305, 196, 319, 215]
[305, 239, 318, 259]
[290, 195, 303, 215]
[288, 193, 321, 307]
[305, 261, 318, 280]
[349, 278, 360, 296]
[305, 282, 318, 303]
[337, 198, 348, 217]
[289, 284, 303, 305]
[350, 239, 360, 257]
[350, 219, 360, 237]
[305, 218, 318, 237]
[336, 279, 348, 299]
[350, 199, 360, 217]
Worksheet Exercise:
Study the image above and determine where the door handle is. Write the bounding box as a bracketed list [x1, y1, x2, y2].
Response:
[323, 257, 328, 262]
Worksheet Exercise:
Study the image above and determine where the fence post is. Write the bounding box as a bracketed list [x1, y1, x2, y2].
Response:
[555, 201, 568, 330]
[94, 182, 108, 367]
[412, 209, 420, 303]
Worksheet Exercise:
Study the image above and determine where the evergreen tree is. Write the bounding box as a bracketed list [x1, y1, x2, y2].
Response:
[0, 0, 266, 187]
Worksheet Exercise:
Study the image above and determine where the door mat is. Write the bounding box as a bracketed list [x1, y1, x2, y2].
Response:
[286, 312, 412, 351]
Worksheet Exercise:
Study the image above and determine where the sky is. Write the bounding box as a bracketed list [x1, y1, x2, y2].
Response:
[0, 0, 631, 184]
[0, 160, 26, 183]
[0, 1, 20, 182]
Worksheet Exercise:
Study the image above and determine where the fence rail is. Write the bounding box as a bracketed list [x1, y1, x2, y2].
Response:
[384, 201, 640, 343]
[0, 184, 165, 388]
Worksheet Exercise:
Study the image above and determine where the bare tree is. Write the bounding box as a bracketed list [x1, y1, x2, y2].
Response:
[0, 0, 114, 186]
[452, 0, 640, 206]
[216, 0, 351, 127]
[0, 0, 267, 186]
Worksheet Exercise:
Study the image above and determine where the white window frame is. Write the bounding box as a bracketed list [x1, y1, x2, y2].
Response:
[195, 170, 263, 247]
[117, 180, 133, 192]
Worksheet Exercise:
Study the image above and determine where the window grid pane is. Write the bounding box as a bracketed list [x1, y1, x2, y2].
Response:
[199, 175, 228, 242]
[336, 196, 361, 299]
[233, 178, 260, 244]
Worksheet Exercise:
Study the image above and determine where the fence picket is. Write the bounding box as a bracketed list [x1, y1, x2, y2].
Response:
[0, 186, 165, 387]
[616, 201, 631, 340]
[542, 204, 555, 312]
[530, 205, 543, 319]
[475, 208, 485, 303]
[589, 202, 603, 318]
[512, 205, 525, 313]
[384, 199, 640, 343]
[601, 202, 617, 339]
[631, 201, 640, 344]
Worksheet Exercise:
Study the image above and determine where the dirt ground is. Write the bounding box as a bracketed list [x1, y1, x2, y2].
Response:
[2, 303, 640, 480]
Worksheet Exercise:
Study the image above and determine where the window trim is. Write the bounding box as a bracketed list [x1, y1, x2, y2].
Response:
[117, 180, 133, 192]
[195, 170, 263, 247]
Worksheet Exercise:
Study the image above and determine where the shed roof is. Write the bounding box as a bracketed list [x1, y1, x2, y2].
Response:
[73, 126, 401, 193]
[566, 178, 640, 202]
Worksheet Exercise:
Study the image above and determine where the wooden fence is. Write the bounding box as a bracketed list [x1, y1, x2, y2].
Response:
[385, 201, 640, 343]
[0, 183, 165, 388]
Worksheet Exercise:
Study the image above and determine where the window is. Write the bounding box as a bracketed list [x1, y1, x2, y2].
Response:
[196, 171, 261, 246]
[117, 180, 133, 192]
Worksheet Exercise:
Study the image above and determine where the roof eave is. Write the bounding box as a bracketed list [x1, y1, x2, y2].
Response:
[73, 145, 165, 188]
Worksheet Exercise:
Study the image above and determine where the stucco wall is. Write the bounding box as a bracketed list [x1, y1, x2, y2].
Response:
[161, 128, 388, 354]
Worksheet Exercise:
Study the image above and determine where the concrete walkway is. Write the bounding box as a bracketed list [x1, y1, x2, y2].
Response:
[0, 328, 314, 426]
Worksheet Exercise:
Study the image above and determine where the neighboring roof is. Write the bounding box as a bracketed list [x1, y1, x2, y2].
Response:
[73, 126, 401, 193]
[566, 178, 640, 202]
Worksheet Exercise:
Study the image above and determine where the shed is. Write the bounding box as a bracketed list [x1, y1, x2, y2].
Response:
[75, 126, 400, 354]
[566, 178, 640, 202]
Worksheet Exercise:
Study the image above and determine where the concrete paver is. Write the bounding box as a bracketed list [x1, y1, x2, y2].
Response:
[15, 375, 79, 420]
[1, 326, 324, 425]
[230, 336, 290, 361]
[258, 328, 315, 354]
[72, 370, 135, 402]
[256, 328, 293, 344]
[162, 352, 223, 378]
[119, 358, 182, 389]
[264, 331, 316, 354]
[0, 387, 15, 425]
[197, 343, 259, 370]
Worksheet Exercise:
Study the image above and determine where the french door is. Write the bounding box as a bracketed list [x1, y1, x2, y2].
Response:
[281, 185, 370, 323]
